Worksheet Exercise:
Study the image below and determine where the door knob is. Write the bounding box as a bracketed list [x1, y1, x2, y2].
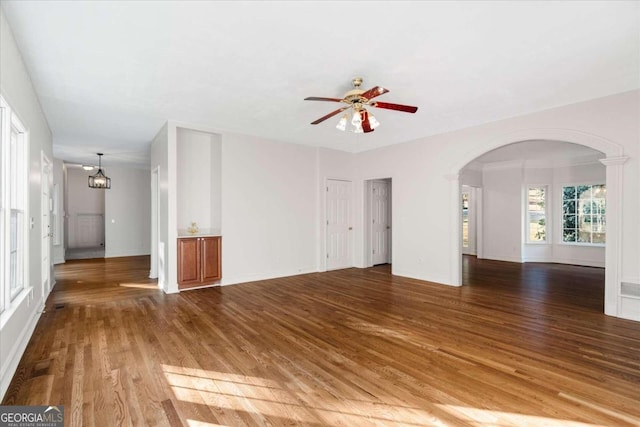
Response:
[348, 227, 353, 230]
[386, 226, 390, 229]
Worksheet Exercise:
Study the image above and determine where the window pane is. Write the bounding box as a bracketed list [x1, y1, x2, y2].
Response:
[563, 186, 576, 199]
[527, 187, 546, 242]
[563, 214, 576, 229]
[10, 210, 24, 295]
[592, 185, 606, 198]
[563, 200, 576, 214]
[578, 230, 591, 243]
[563, 230, 576, 242]
[576, 185, 590, 198]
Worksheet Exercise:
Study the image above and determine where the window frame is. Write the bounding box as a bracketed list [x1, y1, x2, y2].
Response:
[0, 95, 30, 315]
[525, 185, 549, 245]
[560, 182, 606, 247]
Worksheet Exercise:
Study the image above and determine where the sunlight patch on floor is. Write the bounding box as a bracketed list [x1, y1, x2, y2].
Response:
[118, 282, 157, 289]
[186, 420, 227, 427]
[163, 364, 607, 426]
[436, 404, 603, 427]
[163, 365, 462, 426]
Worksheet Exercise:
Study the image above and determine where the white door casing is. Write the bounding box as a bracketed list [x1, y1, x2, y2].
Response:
[372, 180, 391, 265]
[41, 152, 52, 297]
[326, 179, 352, 270]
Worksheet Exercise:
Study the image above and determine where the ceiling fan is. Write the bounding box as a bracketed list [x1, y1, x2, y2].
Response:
[304, 77, 418, 133]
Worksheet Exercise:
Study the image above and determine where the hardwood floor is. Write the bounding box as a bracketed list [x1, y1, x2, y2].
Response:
[3, 256, 639, 426]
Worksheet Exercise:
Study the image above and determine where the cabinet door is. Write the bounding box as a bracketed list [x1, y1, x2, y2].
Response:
[201, 236, 221, 283]
[178, 238, 200, 286]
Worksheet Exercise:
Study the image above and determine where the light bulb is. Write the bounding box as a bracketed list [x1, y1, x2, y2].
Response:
[336, 115, 347, 131]
[351, 110, 362, 126]
[369, 114, 380, 129]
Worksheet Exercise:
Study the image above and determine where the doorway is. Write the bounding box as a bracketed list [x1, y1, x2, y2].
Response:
[452, 134, 626, 317]
[64, 164, 106, 260]
[461, 185, 479, 256]
[325, 179, 353, 270]
[365, 178, 392, 267]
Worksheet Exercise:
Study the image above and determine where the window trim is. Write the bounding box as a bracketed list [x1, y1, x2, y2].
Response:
[0, 95, 30, 315]
[560, 182, 606, 246]
[525, 185, 549, 245]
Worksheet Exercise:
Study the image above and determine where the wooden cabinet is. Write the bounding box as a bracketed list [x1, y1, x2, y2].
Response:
[177, 236, 221, 289]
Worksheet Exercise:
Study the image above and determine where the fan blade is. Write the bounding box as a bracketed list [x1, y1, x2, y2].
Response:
[361, 110, 374, 133]
[371, 101, 418, 113]
[310, 107, 349, 125]
[304, 96, 344, 102]
[360, 86, 389, 101]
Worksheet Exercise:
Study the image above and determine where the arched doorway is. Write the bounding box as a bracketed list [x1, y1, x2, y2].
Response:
[448, 129, 627, 318]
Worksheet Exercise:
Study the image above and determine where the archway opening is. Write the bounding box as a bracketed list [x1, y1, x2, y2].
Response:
[448, 129, 625, 317]
[459, 140, 606, 312]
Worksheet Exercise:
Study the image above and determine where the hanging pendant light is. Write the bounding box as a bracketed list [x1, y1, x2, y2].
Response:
[88, 153, 111, 189]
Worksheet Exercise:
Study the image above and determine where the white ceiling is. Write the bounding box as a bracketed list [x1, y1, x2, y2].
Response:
[2, 1, 639, 168]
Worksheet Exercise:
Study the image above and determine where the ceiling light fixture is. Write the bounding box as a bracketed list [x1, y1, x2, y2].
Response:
[305, 77, 418, 134]
[88, 153, 111, 189]
[82, 165, 94, 171]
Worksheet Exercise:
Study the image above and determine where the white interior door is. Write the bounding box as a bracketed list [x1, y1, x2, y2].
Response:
[372, 180, 391, 265]
[41, 153, 52, 296]
[326, 179, 352, 270]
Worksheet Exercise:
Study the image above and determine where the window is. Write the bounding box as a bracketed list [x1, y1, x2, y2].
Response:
[562, 184, 606, 244]
[0, 96, 29, 314]
[527, 187, 547, 242]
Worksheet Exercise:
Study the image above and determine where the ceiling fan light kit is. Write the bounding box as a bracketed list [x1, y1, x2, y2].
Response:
[305, 77, 418, 133]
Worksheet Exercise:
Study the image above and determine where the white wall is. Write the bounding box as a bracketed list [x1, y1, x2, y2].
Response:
[220, 133, 318, 284]
[482, 164, 524, 263]
[150, 123, 170, 292]
[66, 166, 104, 248]
[104, 166, 151, 258]
[176, 127, 221, 234]
[460, 168, 483, 187]
[0, 8, 54, 399]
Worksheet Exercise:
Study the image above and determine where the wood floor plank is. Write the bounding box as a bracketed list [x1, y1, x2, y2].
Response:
[2, 255, 639, 426]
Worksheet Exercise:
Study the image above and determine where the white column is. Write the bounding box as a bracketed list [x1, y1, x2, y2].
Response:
[599, 156, 628, 317]
[446, 173, 462, 286]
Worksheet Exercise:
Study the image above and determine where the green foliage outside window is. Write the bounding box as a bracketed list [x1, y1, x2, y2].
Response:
[562, 185, 606, 244]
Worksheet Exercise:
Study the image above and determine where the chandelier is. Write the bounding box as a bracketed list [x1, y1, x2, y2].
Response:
[88, 153, 111, 189]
